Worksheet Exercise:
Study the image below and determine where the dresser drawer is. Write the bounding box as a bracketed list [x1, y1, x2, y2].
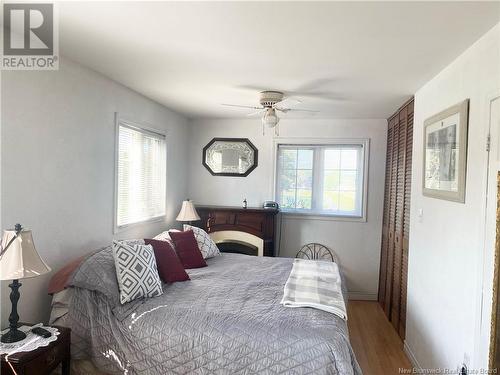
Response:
[24, 342, 68, 375]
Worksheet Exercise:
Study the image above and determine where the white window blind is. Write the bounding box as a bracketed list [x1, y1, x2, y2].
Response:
[276, 143, 366, 217]
[116, 123, 166, 228]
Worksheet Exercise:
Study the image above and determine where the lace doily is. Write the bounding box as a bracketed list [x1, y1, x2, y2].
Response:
[0, 324, 60, 357]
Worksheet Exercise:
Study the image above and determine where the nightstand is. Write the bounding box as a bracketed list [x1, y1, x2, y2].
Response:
[1, 325, 70, 375]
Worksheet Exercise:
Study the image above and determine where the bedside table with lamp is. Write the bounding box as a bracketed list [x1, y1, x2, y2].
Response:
[0, 224, 71, 375]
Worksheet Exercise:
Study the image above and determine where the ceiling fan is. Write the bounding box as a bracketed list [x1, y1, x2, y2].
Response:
[221, 90, 318, 135]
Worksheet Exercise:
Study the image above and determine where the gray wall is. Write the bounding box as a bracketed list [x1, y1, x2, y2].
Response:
[1, 57, 190, 327]
[406, 23, 500, 370]
[187, 118, 387, 299]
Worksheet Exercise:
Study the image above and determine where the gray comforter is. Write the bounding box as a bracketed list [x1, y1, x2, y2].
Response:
[65, 247, 362, 374]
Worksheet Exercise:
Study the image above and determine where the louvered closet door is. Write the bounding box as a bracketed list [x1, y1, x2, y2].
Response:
[399, 100, 413, 339]
[378, 98, 413, 340]
[378, 117, 396, 307]
[384, 114, 400, 316]
[391, 106, 408, 332]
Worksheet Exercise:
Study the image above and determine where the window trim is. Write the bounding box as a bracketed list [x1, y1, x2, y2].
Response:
[113, 113, 168, 234]
[272, 137, 370, 222]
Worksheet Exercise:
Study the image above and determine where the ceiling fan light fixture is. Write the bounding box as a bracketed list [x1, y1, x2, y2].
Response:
[262, 108, 279, 128]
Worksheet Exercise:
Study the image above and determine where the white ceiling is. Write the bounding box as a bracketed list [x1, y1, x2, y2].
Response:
[59, 1, 500, 119]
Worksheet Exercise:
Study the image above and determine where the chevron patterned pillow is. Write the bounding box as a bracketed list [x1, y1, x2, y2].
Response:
[112, 240, 163, 304]
[183, 225, 220, 259]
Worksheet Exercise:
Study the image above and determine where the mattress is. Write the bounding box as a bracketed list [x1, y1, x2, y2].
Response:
[54, 249, 362, 374]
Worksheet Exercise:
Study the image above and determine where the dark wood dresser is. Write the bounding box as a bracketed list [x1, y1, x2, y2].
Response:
[1, 325, 70, 375]
[196, 205, 280, 257]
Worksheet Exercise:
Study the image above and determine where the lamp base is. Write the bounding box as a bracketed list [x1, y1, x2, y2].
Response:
[1, 279, 25, 344]
[1, 328, 26, 343]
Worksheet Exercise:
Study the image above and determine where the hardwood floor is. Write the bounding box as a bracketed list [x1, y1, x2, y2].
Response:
[348, 301, 412, 375]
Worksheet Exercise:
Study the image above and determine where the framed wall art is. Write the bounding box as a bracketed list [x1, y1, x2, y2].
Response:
[422, 99, 469, 202]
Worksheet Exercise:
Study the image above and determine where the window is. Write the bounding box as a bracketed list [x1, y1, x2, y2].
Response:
[115, 121, 166, 229]
[276, 141, 367, 218]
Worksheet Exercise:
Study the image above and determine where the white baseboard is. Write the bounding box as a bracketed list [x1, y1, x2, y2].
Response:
[404, 340, 421, 370]
[348, 292, 378, 301]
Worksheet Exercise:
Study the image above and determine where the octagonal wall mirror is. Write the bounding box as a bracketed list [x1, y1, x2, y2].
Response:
[202, 138, 258, 177]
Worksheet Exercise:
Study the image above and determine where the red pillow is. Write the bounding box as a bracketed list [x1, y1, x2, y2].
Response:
[168, 230, 207, 269]
[144, 239, 190, 282]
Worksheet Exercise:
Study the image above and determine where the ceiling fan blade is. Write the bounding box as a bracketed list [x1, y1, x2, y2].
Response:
[274, 97, 302, 110]
[247, 109, 265, 117]
[274, 107, 289, 113]
[221, 103, 263, 110]
[277, 108, 319, 113]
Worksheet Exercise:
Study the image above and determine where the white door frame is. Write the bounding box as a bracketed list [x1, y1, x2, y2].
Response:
[474, 90, 500, 370]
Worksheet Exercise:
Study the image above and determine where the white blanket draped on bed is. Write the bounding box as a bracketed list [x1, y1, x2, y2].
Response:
[281, 258, 347, 320]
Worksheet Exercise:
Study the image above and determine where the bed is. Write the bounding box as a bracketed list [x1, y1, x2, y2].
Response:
[50, 245, 362, 374]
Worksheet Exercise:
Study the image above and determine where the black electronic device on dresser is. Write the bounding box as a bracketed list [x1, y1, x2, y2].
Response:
[263, 201, 279, 210]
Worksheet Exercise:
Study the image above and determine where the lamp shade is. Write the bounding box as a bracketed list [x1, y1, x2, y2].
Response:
[0, 229, 51, 280]
[176, 200, 201, 222]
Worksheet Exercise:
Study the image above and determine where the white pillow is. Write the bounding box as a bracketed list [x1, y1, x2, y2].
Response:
[183, 225, 220, 259]
[153, 230, 179, 250]
[153, 229, 181, 241]
[112, 240, 162, 304]
[153, 231, 171, 241]
[120, 238, 145, 247]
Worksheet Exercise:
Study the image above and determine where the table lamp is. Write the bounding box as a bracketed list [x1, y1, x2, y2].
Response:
[176, 200, 200, 225]
[0, 224, 51, 343]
